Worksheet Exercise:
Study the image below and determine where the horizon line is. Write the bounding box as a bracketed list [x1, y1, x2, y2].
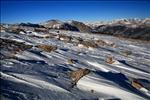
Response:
[1, 17, 149, 24]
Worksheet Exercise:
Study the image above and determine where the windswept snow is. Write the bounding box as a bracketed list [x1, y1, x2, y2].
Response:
[78, 77, 146, 100]
[1, 30, 150, 100]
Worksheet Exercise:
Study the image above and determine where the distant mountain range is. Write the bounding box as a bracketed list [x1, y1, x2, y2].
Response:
[41, 19, 92, 33]
[1, 18, 150, 40]
[85, 18, 150, 27]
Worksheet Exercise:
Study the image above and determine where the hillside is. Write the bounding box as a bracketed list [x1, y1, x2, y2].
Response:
[1, 28, 150, 100]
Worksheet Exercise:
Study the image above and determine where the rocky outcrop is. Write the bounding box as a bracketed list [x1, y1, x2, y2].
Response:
[70, 20, 92, 33]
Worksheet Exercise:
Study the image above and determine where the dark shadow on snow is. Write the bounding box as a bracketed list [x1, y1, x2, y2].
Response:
[28, 49, 48, 58]
[16, 58, 47, 65]
[94, 70, 150, 99]
[118, 60, 150, 74]
[1, 78, 41, 100]
[59, 48, 69, 52]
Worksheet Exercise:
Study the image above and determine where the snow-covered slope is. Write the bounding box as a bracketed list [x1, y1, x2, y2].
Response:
[0, 30, 150, 100]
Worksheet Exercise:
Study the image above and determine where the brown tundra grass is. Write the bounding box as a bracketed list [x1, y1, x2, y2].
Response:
[131, 79, 143, 89]
[68, 68, 91, 88]
[120, 50, 132, 57]
[79, 40, 98, 48]
[105, 55, 115, 64]
[35, 44, 57, 52]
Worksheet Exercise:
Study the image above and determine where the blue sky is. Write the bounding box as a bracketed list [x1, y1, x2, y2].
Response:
[1, 0, 150, 23]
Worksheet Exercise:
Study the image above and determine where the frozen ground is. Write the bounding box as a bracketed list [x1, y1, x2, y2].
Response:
[0, 30, 150, 100]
